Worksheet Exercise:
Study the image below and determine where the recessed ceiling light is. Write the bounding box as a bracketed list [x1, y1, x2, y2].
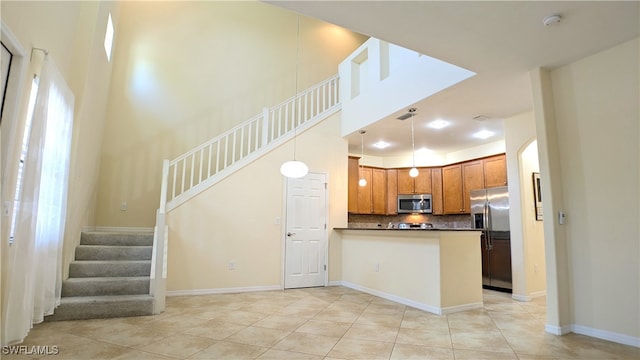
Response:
[427, 119, 449, 129]
[372, 141, 391, 149]
[473, 130, 495, 139]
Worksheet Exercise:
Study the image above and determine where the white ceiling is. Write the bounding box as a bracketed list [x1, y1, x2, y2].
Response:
[267, 1, 639, 157]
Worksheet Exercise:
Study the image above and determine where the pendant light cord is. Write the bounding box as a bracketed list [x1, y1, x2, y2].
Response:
[411, 114, 416, 167]
[292, 16, 300, 161]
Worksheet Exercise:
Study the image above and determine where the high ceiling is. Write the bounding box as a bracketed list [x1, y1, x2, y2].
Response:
[267, 1, 639, 157]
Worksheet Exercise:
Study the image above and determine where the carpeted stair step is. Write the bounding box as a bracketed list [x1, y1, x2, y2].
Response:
[45, 295, 154, 321]
[75, 245, 152, 261]
[62, 276, 150, 297]
[68, 260, 151, 278]
[80, 232, 153, 246]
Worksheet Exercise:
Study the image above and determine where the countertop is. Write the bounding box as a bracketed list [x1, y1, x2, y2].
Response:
[334, 227, 478, 231]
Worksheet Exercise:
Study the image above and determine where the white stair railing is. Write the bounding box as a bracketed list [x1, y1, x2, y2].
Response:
[161, 74, 339, 212]
[149, 75, 340, 313]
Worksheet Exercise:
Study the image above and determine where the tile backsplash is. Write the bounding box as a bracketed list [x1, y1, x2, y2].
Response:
[348, 213, 472, 229]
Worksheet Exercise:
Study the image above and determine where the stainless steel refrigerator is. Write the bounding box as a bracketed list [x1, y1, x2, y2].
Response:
[470, 186, 512, 292]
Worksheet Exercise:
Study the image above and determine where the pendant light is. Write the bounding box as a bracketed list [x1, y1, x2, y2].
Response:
[280, 16, 309, 178]
[409, 108, 419, 178]
[358, 130, 367, 187]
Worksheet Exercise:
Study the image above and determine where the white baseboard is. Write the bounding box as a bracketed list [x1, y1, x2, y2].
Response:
[86, 226, 154, 233]
[166, 285, 282, 297]
[328, 280, 343, 287]
[572, 324, 640, 348]
[512, 290, 546, 302]
[545, 323, 572, 335]
[441, 302, 484, 315]
[340, 281, 482, 316]
[544, 323, 639, 348]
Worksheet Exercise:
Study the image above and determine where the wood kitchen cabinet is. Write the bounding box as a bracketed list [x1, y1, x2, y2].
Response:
[386, 169, 398, 214]
[397, 168, 432, 194]
[348, 156, 360, 213]
[484, 154, 508, 188]
[442, 160, 485, 214]
[351, 165, 387, 214]
[431, 168, 443, 215]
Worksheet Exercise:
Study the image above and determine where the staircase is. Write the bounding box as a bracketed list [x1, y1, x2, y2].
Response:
[46, 232, 155, 321]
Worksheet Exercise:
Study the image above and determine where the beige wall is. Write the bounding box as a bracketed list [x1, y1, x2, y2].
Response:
[0, 1, 116, 277]
[504, 111, 546, 299]
[340, 230, 482, 313]
[166, 112, 348, 292]
[520, 141, 545, 295]
[547, 38, 639, 340]
[533, 38, 639, 341]
[96, 1, 367, 227]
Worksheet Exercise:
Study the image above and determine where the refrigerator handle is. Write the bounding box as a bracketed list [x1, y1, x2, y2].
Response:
[485, 202, 493, 250]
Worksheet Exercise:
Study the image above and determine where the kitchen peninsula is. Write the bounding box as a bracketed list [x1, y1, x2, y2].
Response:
[334, 228, 482, 315]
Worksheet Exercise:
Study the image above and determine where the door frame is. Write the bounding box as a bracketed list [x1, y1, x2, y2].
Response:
[280, 171, 329, 289]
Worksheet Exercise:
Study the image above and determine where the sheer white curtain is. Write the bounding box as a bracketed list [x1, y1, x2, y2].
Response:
[2, 56, 74, 345]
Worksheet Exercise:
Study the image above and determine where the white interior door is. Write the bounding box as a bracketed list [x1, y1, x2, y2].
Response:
[284, 172, 327, 289]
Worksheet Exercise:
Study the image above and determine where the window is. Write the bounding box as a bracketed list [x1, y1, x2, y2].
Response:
[1, 41, 13, 122]
[8, 76, 39, 245]
[104, 13, 114, 61]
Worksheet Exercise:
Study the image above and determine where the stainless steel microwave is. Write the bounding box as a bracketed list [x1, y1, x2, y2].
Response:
[398, 194, 432, 214]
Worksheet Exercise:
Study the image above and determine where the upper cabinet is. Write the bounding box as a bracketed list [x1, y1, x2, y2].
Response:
[348, 161, 388, 214]
[348, 157, 360, 213]
[348, 153, 506, 215]
[397, 168, 432, 194]
[483, 154, 508, 188]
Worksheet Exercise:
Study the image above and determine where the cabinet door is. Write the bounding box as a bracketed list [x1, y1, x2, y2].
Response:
[484, 154, 507, 188]
[386, 169, 398, 215]
[431, 168, 443, 215]
[442, 164, 463, 214]
[348, 157, 360, 213]
[397, 169, 414, 194]
[414, 168, 432, 193]
[356, 167, 372, 214]
[371, 169, 387, 214]
[462, 160, 485, 213]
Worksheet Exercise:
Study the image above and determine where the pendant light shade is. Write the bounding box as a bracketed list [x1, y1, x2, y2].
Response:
[358, 130, 367, 187]
[280, 160, 309, 178]
[280, 16, 308, 179]
[409, 108, 419, 178]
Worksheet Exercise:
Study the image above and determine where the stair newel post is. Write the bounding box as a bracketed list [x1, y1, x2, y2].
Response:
[261, 107, 269, 148]
[151, 159, 170, 314]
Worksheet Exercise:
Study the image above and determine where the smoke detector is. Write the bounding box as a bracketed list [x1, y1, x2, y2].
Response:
[543, 14, 562, 26]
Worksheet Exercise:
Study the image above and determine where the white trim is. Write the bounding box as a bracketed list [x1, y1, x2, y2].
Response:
[90, 226, 154, 233]
[440, 302, 484, 315]
[511, 294, 531, 302]
[512, 290, 546, 302]
[572, 324, 640, 348]
[328, 280, 343, 287]
[342, 281, 441, 315]
[166, 285, 281, 297]
[545, 323, 572, 335]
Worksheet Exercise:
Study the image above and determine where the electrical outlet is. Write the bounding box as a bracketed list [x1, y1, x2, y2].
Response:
[120, 202, 127, 211]
[228, 261, 236, 270]
[375, 263, 380, 272]
[3, 201, 10, 216]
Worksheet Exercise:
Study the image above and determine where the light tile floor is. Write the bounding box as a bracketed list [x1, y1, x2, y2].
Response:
[5, 287, 639, 359]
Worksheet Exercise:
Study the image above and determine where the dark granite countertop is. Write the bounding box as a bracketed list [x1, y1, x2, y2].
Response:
[334, 227, 478, 231]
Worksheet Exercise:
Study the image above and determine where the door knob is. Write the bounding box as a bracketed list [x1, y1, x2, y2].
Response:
[287, 232, 296, 237]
